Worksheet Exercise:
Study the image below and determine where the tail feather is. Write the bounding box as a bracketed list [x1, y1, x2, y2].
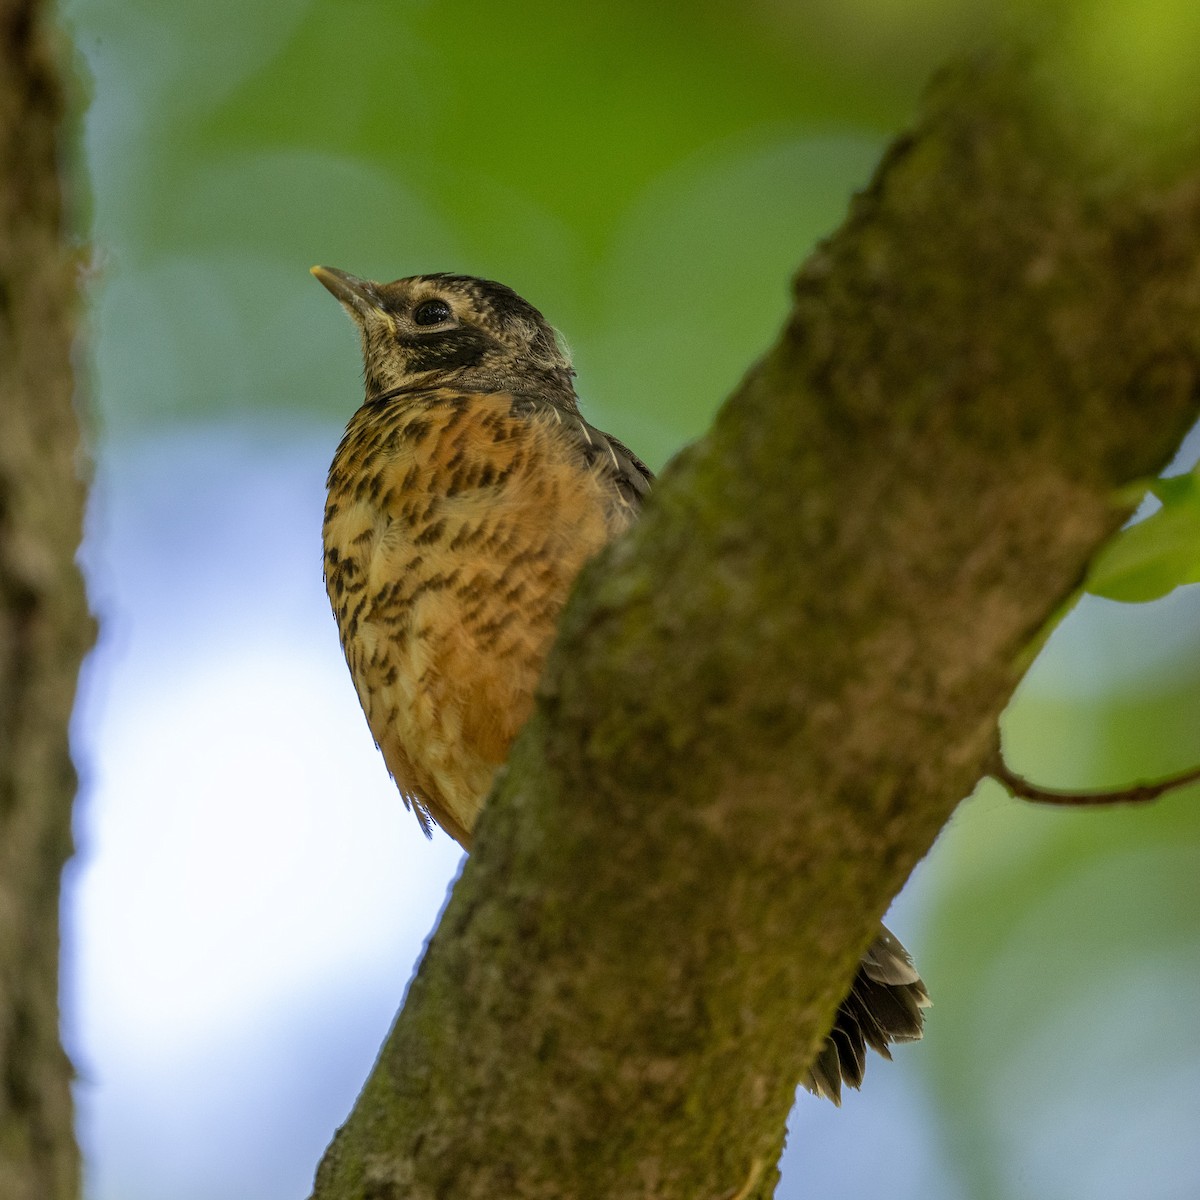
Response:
[803, 923, 930, 1105]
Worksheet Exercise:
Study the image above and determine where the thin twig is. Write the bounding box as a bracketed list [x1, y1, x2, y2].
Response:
[989, 750, 1200, 807]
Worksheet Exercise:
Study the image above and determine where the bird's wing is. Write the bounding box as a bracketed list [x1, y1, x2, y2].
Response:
[508, 393, 655, 519]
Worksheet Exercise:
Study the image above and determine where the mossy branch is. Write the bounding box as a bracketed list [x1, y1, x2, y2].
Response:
[0, 1, 92, 1196]
[310, 53, 1200, 1200]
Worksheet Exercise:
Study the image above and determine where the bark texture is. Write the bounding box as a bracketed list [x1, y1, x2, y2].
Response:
[0, 1, 90, 1197]
[312, 55, 1200, 1200]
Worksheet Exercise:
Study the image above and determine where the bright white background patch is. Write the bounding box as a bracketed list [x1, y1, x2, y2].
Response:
[69, 426, 463, 1200]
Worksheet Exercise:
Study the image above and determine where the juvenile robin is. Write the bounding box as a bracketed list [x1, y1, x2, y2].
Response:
[313, 265, 930, 1102]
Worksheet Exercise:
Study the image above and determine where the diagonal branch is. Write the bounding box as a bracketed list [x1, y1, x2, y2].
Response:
[310, 53, 1200, 1200]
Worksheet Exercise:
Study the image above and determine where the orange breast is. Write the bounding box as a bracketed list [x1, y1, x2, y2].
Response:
[324, 390, 633, 846]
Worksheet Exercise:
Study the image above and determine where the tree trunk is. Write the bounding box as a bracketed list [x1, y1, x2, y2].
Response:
[0, 1, 91, 1197]
[311, 53, 1200, 1200]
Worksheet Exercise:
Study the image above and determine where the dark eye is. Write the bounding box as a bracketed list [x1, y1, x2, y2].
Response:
[412, 298, 452, 326]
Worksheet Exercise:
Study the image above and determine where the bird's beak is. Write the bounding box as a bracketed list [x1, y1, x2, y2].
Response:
[310, 265, 385, 321]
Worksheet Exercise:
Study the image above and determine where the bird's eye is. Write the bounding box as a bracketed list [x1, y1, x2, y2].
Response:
[412, 298, 452, 326]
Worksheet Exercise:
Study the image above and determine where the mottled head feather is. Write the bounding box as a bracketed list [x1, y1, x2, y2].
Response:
[312, 267, 578, 408]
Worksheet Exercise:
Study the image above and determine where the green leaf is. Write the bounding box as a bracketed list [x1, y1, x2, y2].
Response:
[1086, 472, 1200, 602]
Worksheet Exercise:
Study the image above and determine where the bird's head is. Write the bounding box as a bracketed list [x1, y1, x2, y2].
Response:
[311, 267, 577, 406]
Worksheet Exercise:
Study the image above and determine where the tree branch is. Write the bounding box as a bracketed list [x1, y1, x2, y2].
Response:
[992, 752, 1200, 807]
[311, 53, 1200, 1200]
[0, 0, 91, 1196]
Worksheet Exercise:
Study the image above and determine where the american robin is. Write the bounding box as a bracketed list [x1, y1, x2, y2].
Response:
[312, 265, 929, 1102]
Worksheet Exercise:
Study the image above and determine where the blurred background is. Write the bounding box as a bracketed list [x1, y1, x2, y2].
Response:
[58, 0, 1200, 1197]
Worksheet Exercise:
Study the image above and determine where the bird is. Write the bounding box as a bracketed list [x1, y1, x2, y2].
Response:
[312, 264, 930, 1102]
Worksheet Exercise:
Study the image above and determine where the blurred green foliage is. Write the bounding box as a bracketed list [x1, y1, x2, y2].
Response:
[67, 0, 919, 458]
[926, 663, 1200, 1198]
[63, 0, 1200, 1196]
